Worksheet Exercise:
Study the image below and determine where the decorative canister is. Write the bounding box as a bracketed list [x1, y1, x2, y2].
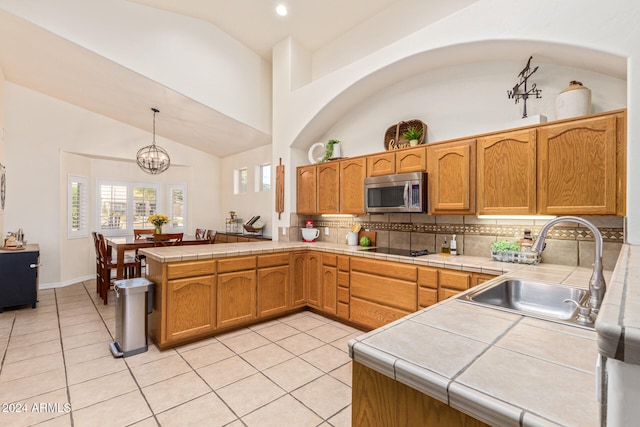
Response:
[556, 81, 591, 119]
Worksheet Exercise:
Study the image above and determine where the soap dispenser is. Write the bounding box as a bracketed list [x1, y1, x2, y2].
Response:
[450, 234, 457, 255]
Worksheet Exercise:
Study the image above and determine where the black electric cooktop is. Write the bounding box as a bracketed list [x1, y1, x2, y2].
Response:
[358, 247, 430, 257]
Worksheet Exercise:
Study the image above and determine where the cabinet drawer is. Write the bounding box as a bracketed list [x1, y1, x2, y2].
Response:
[257, 253, 290, 268]
[417, 267, 438, 289]
[439, 270, 470, 291]
[323, 254, 337, 267]
[350, 297, 411, 330]
[217, 256, 256, 273]
[438, 287, 461, 301]
[350, 271, 417, 312]
[418, 288, 438, 308]
[167, 260, 216, 280]
[337, 286, 349, 303]
[350, 258, 417, 282]
[337, 256, 350, 271]
[338, 271, 350, 287]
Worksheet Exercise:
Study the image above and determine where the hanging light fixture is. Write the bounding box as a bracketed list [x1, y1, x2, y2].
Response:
[136, 108, 170, 174]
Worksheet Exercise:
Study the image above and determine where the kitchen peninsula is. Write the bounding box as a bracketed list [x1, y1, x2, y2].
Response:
[139, 240, 623, 426]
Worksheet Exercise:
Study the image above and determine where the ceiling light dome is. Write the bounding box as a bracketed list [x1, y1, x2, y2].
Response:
[136, 108, 170, 174]
[276, 4, 287, 16]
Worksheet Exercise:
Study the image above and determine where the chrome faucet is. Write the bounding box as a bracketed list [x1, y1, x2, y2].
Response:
[532, 216, 606, 314]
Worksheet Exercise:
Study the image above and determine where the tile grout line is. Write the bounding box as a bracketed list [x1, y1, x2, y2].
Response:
[54, 286, 75, 427]
[81, 281, 162, 427]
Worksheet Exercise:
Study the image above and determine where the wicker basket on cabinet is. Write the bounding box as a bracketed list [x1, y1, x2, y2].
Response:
[384, 119, 427, 150]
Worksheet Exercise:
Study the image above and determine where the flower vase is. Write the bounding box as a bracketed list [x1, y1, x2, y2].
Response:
[155, 226, 162, 234]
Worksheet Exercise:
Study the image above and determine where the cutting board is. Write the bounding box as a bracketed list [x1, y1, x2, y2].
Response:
[357, 230, 377, 247]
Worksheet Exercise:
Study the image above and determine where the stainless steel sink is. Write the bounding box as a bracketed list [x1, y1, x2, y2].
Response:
[456, 279, 591, 328]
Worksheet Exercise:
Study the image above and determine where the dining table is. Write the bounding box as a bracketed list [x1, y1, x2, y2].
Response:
[106, 235, 211, 280]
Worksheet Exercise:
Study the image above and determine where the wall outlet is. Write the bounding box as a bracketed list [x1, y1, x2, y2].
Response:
[282, 227, 286, 236]
[324, 227, 329, 236]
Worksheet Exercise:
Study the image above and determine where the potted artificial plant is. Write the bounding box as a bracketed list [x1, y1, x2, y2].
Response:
[403, 126, 423, 146]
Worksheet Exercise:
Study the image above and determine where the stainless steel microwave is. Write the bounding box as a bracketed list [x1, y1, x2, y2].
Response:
[364, 172, 427, 213]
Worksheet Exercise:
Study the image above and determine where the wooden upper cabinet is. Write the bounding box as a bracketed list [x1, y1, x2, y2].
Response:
[477, 129, 537, 215]
[427, 139, 476, 214]
[538, 114, 618, 215]
[367, 152, 395, 177]
[317, 162, 340, 213]
[340, 158, 367, 214]
[296, 165, 317, 214]
[396, 146, 427, 173]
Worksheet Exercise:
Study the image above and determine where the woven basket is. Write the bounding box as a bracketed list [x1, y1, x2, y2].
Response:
[384, 119, 427, 150]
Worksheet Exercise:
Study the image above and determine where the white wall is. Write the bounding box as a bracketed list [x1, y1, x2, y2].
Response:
[0, 0, 272, 135]
[221, 145, 273, 238]
[272, 0, 639, 243]
[4, 83, 221, 287]
[317, 61, 626, 158]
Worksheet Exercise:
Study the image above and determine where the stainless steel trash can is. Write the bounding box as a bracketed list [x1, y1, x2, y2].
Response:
[110, 277, 153, 358]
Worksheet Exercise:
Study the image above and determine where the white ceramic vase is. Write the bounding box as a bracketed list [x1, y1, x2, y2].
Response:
[556, 81, 591, 120]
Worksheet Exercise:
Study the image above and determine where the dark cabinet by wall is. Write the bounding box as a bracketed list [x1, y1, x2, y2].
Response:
[0, 245, 39, 312]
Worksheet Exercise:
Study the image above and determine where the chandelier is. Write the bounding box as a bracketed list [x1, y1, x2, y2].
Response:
[136, 108, 170, 174]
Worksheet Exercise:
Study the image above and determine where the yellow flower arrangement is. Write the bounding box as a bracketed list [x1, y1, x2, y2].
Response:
[148, 214, 169, 228]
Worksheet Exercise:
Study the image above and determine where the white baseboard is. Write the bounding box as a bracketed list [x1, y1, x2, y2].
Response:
[39, 274, 95, 290]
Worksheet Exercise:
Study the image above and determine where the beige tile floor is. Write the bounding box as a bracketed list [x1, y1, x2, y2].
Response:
[0, 281, 363, 426]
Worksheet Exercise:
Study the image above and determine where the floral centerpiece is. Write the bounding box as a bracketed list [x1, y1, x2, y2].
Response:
[148, 214, 169, 234]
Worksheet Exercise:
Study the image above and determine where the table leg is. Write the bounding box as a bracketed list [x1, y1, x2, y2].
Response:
[116, 246, 125, 280]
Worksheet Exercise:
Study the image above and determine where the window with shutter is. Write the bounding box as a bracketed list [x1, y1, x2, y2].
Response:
[68, 175, 88, 239]
[169, 184, 186, 229]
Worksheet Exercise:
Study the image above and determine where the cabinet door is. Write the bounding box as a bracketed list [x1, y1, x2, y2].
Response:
[396, 146, 427, 173]
[318, 162, 340, 213]
[217, 270, 256, 329]
[427, 139, 476, 214]
[322, 265, 338, 315]
[438, 269, 471, 302]
[477, 129, 537, 215]
[296, 165, 317, 214]
[290, 253, 306, 307]
[166, 275, 216, 342]
[340, 158, 367, 214]
[367, 152, 395, 177]
[306, 252, 322, 308]
[538, 115, 617, 215]
[257, 265, 289, 318]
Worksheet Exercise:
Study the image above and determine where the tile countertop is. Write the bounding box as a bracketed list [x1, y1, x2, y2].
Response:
[139, 240, 638, 426]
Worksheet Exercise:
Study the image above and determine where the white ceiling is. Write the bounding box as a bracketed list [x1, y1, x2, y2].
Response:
[129, 0, 401, 59]
[0, 1, 626, 159]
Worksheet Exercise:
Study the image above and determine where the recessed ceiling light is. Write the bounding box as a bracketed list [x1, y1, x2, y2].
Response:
[276, 4, 287, 16]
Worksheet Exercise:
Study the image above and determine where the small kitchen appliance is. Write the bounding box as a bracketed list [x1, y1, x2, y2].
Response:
[305, 220, 314, 228]
[302, 228, 320, 242]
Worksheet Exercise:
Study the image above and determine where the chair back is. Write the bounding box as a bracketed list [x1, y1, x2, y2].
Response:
[195, 228, 206, 239]
[134, 229, 155, 239]
[153, 233, 184, 247]
[206, 230, 217, 243]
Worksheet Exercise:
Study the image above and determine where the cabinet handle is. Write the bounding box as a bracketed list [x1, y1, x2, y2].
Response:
[30, 264, 39, 268]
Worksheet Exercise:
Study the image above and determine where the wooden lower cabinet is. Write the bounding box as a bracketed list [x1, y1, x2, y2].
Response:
[438, 269, 471, 301]
[149, 251, 499, 349]
[350, 258, 417, 329]
[217, 269, 257, 329]
[306, 252, 322, 308]
[352, 362, 489, 427]
[166, 275, 216, 343]
[257, 265, 289, 318]
[289, 252, 307, 307]
[418, 266, 438, 309]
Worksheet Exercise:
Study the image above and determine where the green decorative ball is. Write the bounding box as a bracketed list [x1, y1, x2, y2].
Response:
[359, 236, 371, 247]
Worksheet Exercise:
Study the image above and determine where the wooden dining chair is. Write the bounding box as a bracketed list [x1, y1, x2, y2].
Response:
[206, 230, 217, 243]
[134, 229, 155, 240]
[95, 232, 141, 304]
[195, 228, 207, 239]
[153, 233, 184, 247]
